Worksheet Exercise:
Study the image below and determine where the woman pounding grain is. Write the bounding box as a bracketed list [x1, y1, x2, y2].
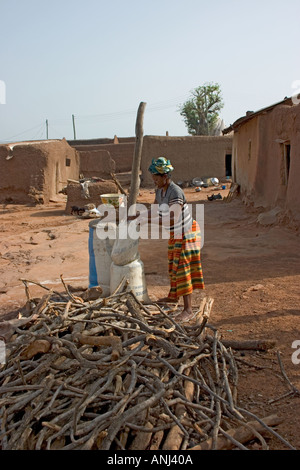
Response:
[128, 157, 205, 322]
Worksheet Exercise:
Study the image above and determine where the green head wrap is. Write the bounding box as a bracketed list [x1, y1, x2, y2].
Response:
[148, 157, 174, 175]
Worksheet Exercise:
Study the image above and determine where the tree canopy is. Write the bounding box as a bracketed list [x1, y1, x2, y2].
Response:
[179, 83, 224, 136]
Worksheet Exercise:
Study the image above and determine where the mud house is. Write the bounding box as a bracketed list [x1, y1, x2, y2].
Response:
[223, 97, 300, 224]
[0, 133, 234, 205]
[0, 139, 79, 204]
[68, 136, 135, 182]
[140, 135, 233, 186]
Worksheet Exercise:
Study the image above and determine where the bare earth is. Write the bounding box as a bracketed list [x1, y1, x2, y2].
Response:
[1, 185, 300, 451]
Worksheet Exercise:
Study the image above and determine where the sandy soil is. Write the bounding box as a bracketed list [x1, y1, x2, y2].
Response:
[1, 185, 300, 450]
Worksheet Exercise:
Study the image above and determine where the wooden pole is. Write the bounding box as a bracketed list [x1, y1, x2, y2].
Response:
[46, 120, 48, 140]
[204, 87, 209, 135]
[128, 102, 146, 214]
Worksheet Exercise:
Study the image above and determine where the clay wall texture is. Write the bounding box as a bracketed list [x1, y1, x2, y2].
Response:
[79, 150, 116, 178]
[0, 139, 79, 204]
[232, 117, 260, 191]
[140, 135, 233, 186]
[233, 103, 300, 221]
[65, 180, 118, 214]
[69, 139, 135, 174]
[89, 142, 134, 173]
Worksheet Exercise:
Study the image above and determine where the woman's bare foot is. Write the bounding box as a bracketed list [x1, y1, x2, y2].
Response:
[173, 293, 194, 322]
[173, 309, 194, 323]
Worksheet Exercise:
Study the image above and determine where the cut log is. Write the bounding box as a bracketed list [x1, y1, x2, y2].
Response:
[221, 339, 276, 351]
[20, 340, 51, 360]
[162, 369, 194, 450]
[188, 414, 283, 450]
[73, 333, 122, 360]
[149, 424, 165, 450]
[128, 421, 153, 450]
[196, 297, 214, 333]
[205, 335, 276, 351]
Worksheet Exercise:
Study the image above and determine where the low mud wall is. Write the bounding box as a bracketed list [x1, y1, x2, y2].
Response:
[140, 135, 233, 186]
[65, 180, 118, 214]
[69, 140, 135, 174]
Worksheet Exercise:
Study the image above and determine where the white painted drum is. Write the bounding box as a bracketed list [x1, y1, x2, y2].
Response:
[88, 219, 117, 297]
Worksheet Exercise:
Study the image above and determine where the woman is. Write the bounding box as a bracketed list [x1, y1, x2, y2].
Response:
[132, 157, 205, 322]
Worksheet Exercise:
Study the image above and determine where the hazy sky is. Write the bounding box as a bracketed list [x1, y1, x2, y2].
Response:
[1, 0, 300, 142]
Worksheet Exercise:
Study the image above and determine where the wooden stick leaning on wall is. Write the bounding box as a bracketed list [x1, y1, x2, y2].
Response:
[110, 172, 128, 196]
[128, 102, 147, 213]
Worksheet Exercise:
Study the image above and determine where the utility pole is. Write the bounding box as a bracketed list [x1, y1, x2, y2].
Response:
[46, 119, 49, 139]
[204, 87, 209, 135]
[72, 114, 76, 140]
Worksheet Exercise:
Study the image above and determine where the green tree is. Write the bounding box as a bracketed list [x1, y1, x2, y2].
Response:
[179, 82, 224, 135]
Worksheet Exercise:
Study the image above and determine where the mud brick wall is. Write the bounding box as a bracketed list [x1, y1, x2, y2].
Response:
[65, 180, 118, 214]
[71, 142, 135, 174]
[79, 150, 116, 178]
[140, 135, 233, 186]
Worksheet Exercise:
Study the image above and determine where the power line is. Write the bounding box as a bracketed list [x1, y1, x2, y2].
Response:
[31, 123, 46, 140]
[0, 94, 189, 143]
[75, 95, 187, 122]
[0, 122, 46, 143]
[47, 123, 66, 139]
[45, 95, 187, 124]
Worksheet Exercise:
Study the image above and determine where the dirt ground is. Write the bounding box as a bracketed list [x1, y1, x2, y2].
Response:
[1, 185, 300, 451]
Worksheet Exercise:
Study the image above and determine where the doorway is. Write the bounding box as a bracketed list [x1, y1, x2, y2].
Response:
[225, 154, 232, 177]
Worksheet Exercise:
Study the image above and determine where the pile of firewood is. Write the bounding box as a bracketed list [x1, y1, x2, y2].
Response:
[0, 279, 294, 450]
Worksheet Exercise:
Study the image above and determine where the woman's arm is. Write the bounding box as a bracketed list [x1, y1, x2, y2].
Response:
[127, 198, 158, 222]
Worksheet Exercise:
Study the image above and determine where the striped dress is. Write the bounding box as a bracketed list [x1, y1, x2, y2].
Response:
[155, 182, 205, 299]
